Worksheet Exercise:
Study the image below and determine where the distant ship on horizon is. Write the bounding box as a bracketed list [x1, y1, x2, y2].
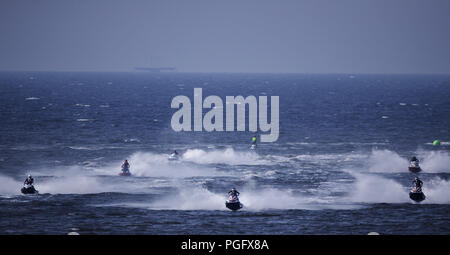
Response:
[134, 67, 177, 72]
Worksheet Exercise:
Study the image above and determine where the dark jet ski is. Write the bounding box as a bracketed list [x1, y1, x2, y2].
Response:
[119, 170, 131, 176]
[408, 157, 421, 173]
[119, 166, 131, 176]
[225, 195, 243, 211]
[409, 187, 425, 202]
[120, 160, 131, 176]
[408, 166, 421, 173]
[21, 184, 38, 195]
[408, 166, 422, 174]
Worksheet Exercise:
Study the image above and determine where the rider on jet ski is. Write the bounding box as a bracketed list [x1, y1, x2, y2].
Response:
[172, 150, 179, 155]
[24, 175, 34, 185]
[410, 156, 420, 168]
[228, 188, 240, 201]
[413, 177, 423, 192]
[122, 160, 130, 173]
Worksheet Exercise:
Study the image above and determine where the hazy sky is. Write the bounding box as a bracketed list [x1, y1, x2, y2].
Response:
[1, 0, 450, 73]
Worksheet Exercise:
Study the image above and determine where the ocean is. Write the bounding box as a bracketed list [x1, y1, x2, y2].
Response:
[0, 72, 449, 234]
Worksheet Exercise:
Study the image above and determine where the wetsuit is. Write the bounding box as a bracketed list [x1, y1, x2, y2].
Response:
[228, 190, 240, 199]
[122, 162, 130, 172]
[24, 178, 34, 185]
[413, 179, 423, 191]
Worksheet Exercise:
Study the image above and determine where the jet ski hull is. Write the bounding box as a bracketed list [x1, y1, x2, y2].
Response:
[225, 201, 243, 211]
[168, 155, 179, 161]
[409, 191, 425, 202]
[408, 167, 421, 173]
[119, 171, 131, 176]
[21, 186, 38, 195]
[250, 144, 256, 150]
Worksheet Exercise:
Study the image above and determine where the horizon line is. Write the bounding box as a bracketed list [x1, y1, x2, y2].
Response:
[1, 69, 450, 76]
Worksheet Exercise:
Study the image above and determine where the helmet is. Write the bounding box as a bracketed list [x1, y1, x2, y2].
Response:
[28, 175, 32, 178]
[124, 160, 128, 162]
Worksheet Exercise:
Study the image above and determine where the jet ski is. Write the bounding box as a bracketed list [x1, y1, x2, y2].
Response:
[250, 144, 257, 150]
[119, 166, 131, 176]
[408, 157, 421, 173]
[408, 166, 421, 173]
[408, 161, 421, 173]
[168, 153, 179, 161]
[409, 187, 425, 202]
[21, 184, 38, 195]
[225, 194, 243, 211]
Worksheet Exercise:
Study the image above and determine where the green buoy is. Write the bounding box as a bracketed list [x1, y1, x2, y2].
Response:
[433, 140, 440, 146]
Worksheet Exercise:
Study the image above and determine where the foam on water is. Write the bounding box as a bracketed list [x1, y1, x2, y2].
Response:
[99, 185, 354, 211]
[347, 171, 410, 203]
[25, 97, 40, 100]
[182, 148, 270, 165]
[37, 175, 107, 194]
[2, 145, 449, 208]
[359, 149, 450, 173]
[366, 149, 409, 173]
[96, 151, 226, 178]
[422, 177, 450, 204]
[0, 175, 22, 195]
[418, 150, 450, 173]
[149, 186, 225, 210]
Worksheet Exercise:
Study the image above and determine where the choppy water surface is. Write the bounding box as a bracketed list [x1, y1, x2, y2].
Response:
[0, 72, 449, 234]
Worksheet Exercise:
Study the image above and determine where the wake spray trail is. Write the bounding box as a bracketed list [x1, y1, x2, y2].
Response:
[422, 177, 450, 204]
[37, 175, 110, 194]
[182, 148, 271, 165]
[418, 150, 450, 173]
[94, 151, 226, 177]
[366, 150, 409, 173]
[0, 175, 22, 196]
[364, 149, 450, 173]
[346, 171, 410, 203]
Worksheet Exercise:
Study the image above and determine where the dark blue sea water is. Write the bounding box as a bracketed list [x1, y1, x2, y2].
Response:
[0, 72, 449, 234]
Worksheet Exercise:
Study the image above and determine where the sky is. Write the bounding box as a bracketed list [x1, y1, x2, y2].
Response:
[0, 0, 450, 74]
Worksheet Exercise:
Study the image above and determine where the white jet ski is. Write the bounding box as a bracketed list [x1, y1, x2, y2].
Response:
[168, 152, 180, 161]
